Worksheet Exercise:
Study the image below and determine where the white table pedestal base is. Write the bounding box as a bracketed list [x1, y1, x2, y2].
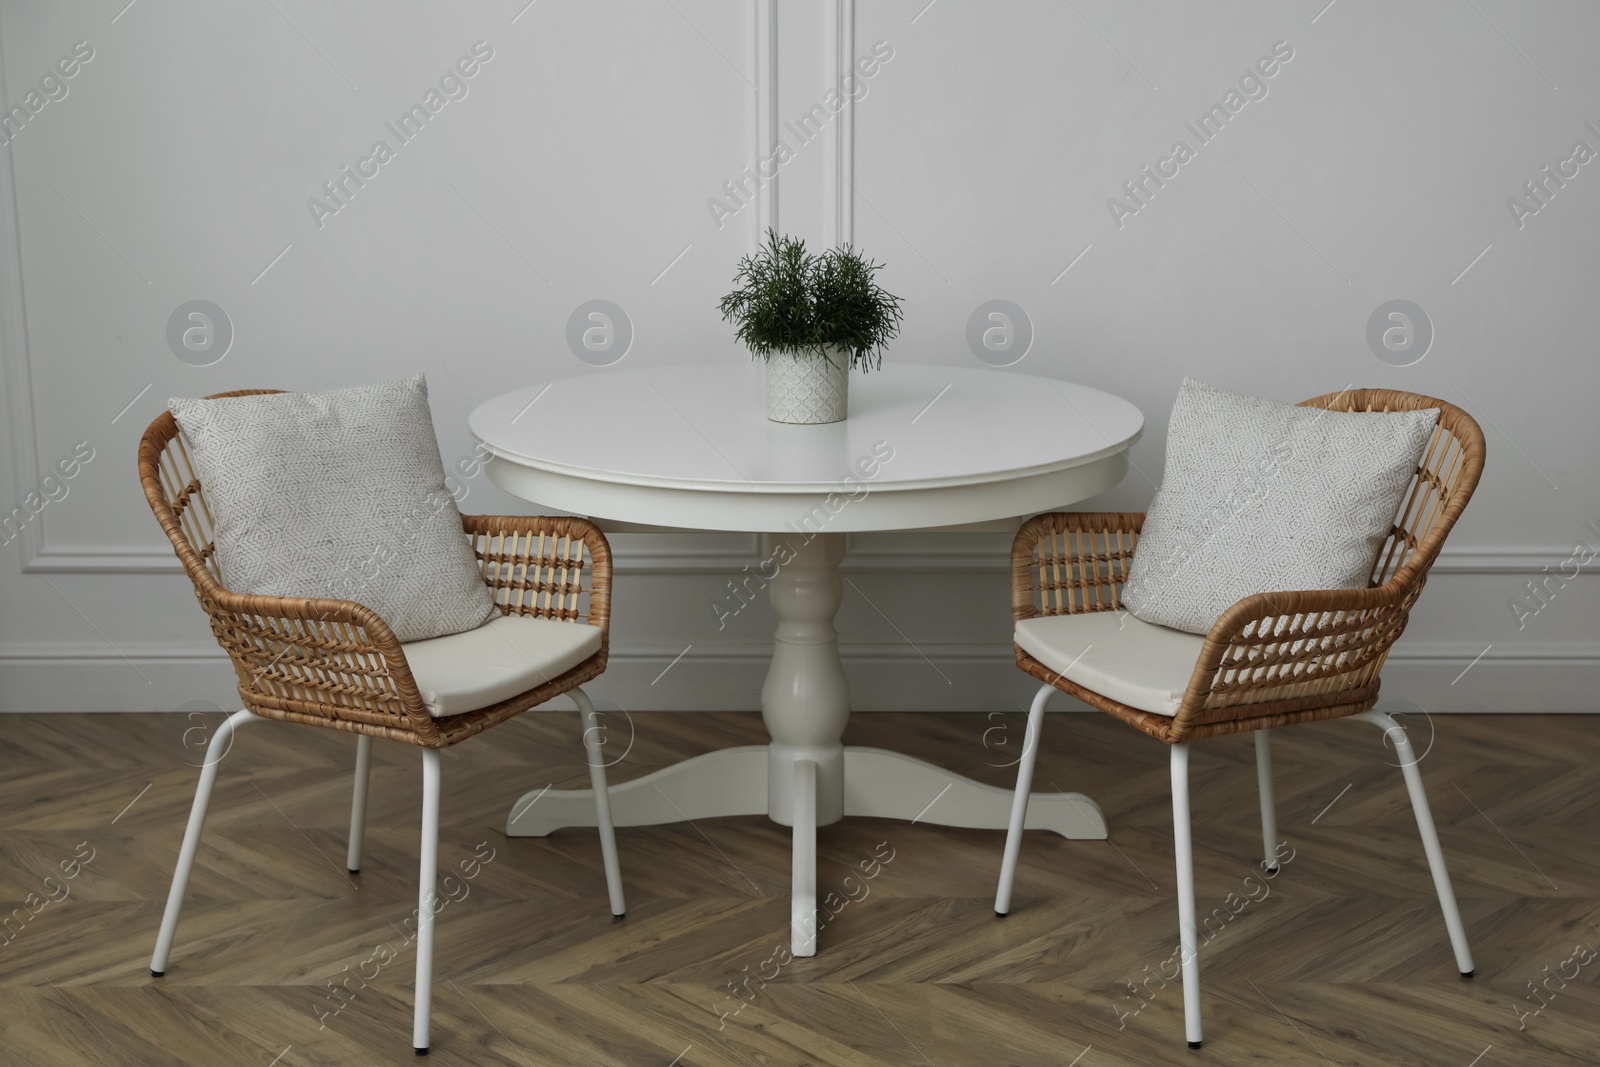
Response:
[503, 533, 1106, 956]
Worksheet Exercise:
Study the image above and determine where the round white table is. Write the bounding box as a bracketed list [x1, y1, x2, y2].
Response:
[469, 363, 1143, 956]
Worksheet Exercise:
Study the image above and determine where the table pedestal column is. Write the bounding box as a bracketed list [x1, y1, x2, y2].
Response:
[758, 533, 849, 955]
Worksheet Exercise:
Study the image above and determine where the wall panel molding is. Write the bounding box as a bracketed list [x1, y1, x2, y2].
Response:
[7, 3, 782, 576]
[0, 35, 48, 571]
[20, 542, 1586, 576]
[825, 0, 855, 248]
[755, 0, 778, 236]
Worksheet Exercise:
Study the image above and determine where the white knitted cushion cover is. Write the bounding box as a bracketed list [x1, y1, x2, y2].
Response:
[169, 376, 497, 642]
[1121, 379, 1438, 635]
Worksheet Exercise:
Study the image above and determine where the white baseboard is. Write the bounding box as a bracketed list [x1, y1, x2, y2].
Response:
[0, 641, 1593, 714]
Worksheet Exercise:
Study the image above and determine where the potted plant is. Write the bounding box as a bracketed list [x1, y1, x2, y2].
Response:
[719, 229, 904, 424]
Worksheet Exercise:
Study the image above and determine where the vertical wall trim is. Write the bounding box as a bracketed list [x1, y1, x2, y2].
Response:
[0, 15, 47, 569]
[755, 0, 778, 238]
[823, 0, 840, 246]
[833, 0, 855, 248]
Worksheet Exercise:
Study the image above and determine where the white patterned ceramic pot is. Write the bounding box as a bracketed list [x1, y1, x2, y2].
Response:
[764, 347, 849, 424]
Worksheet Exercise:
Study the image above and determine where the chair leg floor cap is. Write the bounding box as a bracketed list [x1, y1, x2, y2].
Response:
[995, 910, 1007, 918]
[415, 1048, 428, 1056]
[1188, 1041, 1202, 1050]
[1462, 970, 1475, 978]
[150, 970, 163, 978]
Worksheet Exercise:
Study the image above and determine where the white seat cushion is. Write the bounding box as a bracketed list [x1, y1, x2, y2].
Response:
[1014, 611, 1206, 717]
[401, 614, 602, 717]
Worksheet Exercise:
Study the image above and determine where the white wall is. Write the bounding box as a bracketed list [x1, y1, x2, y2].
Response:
[1, 0, 1596, 715]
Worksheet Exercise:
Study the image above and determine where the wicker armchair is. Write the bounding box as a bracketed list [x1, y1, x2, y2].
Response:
[993, 388, 1486, 1049]
[140, 391, 625, 1054]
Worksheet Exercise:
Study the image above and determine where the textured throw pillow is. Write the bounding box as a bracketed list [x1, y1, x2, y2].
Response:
[169, 376, 497, 642]
[1121, 379, 1438, 635]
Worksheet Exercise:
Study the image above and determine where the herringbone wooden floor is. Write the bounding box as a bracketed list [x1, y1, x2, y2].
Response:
[0, 710, 1595, 1066]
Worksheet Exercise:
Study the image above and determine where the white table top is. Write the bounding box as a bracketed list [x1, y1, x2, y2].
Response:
[470, 363, 1143, 533]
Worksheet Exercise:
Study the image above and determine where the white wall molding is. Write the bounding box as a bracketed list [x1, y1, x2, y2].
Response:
[825, 0, 855, 248]
[0, 36, 48, 571]
[21, 535, 773, 576]
[837, 544, 1594, 576]
[6, 4, 782, 578]
[1423, 549, 1590, 575]
[754, 0, 778, 237]
[18, 540, 1592, 577]
[23, 547, 177, 574]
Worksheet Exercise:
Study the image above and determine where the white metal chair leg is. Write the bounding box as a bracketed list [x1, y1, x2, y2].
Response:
[573, 687, 626, 918]
[1254, 732, 1279, 873]
[995, 683, 1053, 915]
[347, 734, 373, 874]
[151, 708, 259, 977]
[1355, 709, 1475, 976]
[414, 747, 441, 1054]
[1171, 742, 1203, 1049]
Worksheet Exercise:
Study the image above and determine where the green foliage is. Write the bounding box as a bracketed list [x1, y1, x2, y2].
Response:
[718, 230, 904, 372]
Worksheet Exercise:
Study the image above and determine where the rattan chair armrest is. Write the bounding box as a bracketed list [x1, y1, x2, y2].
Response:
[1169, 578, 1423, 739]
[201, 587, 442, 744]
[460, 514, 612, 638]
[1012, 511, 1146, 621]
